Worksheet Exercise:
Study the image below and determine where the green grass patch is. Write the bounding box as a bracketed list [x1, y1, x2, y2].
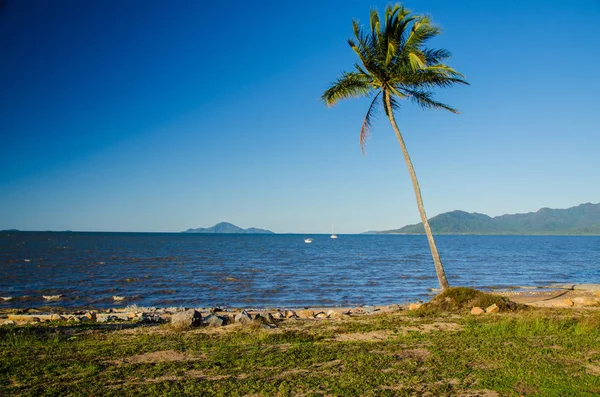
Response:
[413, 287, 530, 317]
[1, 308, 600, 396]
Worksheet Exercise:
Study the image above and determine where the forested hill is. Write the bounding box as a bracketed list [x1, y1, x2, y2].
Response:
[378, 202, 600, 235]
[183, 222, 274, 234]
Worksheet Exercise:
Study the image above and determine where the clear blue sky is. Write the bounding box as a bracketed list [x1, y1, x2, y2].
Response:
[1, 0, 599, 233]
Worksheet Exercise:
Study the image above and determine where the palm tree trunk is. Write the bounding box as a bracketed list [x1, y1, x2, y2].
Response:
[384, 91, 450, 290]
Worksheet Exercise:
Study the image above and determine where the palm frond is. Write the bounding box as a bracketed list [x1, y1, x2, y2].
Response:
[423, 48, 451, 65]
[321, 72, 373, 107]
[423, 64, 467, 79]
[369, 9, 380, 37]
[350, 21, 381, 76]
[403, 16, 440, 51]
[359, 91, 381, 154]
[400, 87, 459, 113]
[400, 68, 468, 89]
[408, 52, 426, 70]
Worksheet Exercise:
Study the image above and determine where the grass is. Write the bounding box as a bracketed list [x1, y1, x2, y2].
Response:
[1, 308, 600, 396]
[413, 287, 530, 316]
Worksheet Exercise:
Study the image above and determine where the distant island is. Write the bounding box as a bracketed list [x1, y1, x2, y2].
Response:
[375, 202, 600, 235]
[183, 222, 274, 234]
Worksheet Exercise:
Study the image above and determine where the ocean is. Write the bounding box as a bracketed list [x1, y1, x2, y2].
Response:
[1, 232, 599, 309]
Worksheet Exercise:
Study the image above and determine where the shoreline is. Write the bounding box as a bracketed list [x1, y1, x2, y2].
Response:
[2, 284, 599, 325]
[3, 284, 598, 310]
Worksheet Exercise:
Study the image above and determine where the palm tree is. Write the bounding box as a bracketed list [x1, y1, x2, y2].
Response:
[322, 4, 467, 290]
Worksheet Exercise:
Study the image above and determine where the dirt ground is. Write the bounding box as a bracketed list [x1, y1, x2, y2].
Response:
[493, 284, 600, 308]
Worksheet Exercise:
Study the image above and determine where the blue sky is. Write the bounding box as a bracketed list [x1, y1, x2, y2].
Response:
[1, 0, 599, 233]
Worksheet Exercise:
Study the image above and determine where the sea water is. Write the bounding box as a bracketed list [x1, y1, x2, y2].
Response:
[1, 232, 599, 308]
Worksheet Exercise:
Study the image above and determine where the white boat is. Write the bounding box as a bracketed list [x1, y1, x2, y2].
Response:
[331, 225, 338, 239]
[304, 238, 313, 243]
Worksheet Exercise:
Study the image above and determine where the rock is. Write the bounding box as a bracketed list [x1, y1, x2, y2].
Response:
[409, 303, 422, 311]
[112, 296, 125, 302]
[315, 312, 328, 319]
[284, 310, 297, 319]
[42, 295, 63, 301]
[171, 309, 202, 329]
[387, 304, 402, 312]
[139, 313, 164, 324]
[471, 307, 485, 315]
[97, 315, 121, 323]
[50, 314, 65, 321]
[223, 313, 235, 323]
[204, 313, 228, 327]
[272, 311, 285, 320]
[485, 304, 499, 314]
[3, 320, 15, 325]
[252, 314, 268, 324]
[297, 310, 314, 319]
[573, 297, 598, 306]
[254, 313, 276, 324]
[1, 297, 13, 301]
[234, 310, 252, 324]
[362, 306, 376, 314]
[326, 310, 347, 319]
[84, 312, 97, 321]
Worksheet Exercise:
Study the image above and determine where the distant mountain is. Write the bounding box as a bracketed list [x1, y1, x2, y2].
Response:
[183, 222, 274, 234]
[377, 202, 600, 235]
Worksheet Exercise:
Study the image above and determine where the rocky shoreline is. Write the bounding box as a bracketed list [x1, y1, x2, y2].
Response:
[1, 284, 599, 328]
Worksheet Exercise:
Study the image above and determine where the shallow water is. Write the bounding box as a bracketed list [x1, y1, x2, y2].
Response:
[1, 232, 599, 308]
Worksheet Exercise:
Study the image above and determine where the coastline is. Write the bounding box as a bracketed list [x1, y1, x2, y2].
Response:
[3, 284, 600, 395]
[2, 283, 598, 326]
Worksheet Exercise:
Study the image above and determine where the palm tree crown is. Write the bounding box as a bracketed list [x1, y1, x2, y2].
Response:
[322, 3, 467, 290]
[322, 3, 467, 151]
